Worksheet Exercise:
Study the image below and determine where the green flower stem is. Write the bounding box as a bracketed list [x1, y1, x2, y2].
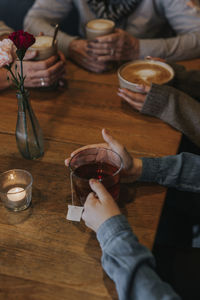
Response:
[5, 65, 19, 88]
[20, 60, 24, 94]
[21, 98, 30, 156]
[23, 93, 41, 150]
[17, 93, 30, 157]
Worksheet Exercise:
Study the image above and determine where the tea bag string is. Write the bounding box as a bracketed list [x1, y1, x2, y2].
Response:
[67, 171, 84, 222]
[70, 171, 74, 206]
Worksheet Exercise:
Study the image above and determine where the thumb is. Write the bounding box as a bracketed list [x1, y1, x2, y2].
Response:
[64, 157, 70, 167]
[102, 128, 132, 171]
[102, 128, 123, 152]
[89, 179, 112, 203]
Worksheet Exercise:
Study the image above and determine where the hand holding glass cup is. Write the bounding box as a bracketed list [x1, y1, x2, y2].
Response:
[27, 29, 66, 89]
[29, 35, 57, 88]
[86, 18, 116, 72]
[68, 147, 123, 206]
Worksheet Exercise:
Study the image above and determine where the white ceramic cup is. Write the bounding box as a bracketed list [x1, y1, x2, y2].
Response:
[118, 59, 174, 93]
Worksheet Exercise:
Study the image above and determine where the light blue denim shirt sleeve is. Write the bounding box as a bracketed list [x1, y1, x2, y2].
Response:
[97, 214, 181, 300]
[140, 152, 200, 193]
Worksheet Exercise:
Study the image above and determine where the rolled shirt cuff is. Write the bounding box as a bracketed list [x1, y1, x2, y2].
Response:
[97, 214, 137, 248]
[139, 157, 161, 182]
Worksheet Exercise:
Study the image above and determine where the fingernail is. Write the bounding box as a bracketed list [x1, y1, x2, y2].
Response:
[59, 80, 65, 87]
[90, 178, 98, 184]
[103, 128, 108, 135]
[136, 84, 145, 91]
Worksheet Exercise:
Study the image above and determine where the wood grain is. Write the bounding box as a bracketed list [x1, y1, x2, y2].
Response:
[0, 60, 182, 299]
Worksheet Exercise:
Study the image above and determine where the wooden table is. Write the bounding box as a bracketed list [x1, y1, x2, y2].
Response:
[0, 60, 182, 300]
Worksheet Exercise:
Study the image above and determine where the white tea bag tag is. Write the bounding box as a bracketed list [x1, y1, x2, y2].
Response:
[66, 205, 84, 222]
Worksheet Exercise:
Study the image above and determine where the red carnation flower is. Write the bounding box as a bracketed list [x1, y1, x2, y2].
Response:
[8, 30, 35, 61]
[9, 30, 35, 50]
[3, 30, 36, 92]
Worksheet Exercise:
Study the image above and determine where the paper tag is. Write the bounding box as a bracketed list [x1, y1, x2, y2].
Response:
[66, 205, 84, 222]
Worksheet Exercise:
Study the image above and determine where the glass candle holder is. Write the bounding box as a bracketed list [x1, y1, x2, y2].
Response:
[0, 169, 33, 211]
[69, 147, 123, 206]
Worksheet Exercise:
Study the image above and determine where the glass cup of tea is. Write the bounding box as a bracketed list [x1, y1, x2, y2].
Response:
[69, 147, 123, 206]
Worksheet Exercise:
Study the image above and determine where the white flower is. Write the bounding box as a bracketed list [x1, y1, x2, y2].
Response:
[0, 39, 16, 68]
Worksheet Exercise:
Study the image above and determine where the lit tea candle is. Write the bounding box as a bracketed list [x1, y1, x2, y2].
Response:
[7, 187, 26, 202]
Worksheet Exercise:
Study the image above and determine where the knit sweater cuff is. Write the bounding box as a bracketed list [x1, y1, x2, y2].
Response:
[141, 84, 170, 118]
[166, 62, 185, 74]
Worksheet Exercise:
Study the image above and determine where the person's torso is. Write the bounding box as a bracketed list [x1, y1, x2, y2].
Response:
[74, 0, 175, 38]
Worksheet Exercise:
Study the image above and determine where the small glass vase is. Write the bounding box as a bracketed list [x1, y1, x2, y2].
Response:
[16, 90, 44, 160]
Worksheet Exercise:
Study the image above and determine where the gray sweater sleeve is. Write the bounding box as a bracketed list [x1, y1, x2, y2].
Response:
[141, 82, 200, 147]
[139, 0, 200, 61]
[97, 214, 181, 300]
[0, 21, 12, 36]
[169, 63, 200, 100]
[140, 152, 200, 193]
[139, 33, 200, 62]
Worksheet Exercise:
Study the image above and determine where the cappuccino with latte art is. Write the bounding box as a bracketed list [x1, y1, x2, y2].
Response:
[118, 60, 174, 93]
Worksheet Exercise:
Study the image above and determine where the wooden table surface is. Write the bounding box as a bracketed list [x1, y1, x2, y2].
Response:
[0, 59, 186, 300]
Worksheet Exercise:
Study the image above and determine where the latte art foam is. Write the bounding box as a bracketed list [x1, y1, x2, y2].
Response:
[86, 19, 114, 31]
[121, 63, 173, 86]
[29, 35, 57, 61]
[31, 36, 53, 48]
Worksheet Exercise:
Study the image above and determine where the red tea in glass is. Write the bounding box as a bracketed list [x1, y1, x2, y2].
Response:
[69, 147, 122, 205]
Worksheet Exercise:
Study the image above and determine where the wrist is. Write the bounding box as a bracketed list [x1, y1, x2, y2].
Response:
[132, 158, 142, 179]
[68, 38, 83, 58]
[131, 38, 139, 60]
[121, 158, 142, 183]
